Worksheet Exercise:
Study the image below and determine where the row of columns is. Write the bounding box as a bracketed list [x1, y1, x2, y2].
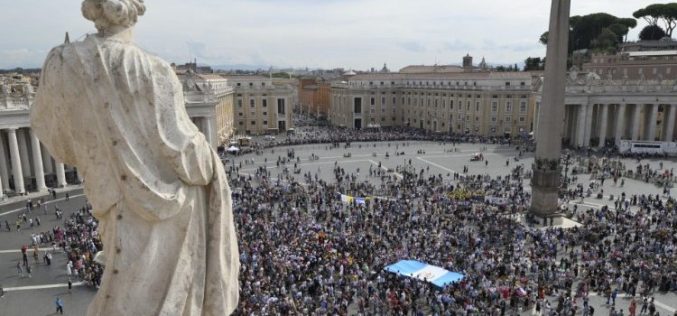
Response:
[0, 127, 69, 197]
[570, 103, 677, 147]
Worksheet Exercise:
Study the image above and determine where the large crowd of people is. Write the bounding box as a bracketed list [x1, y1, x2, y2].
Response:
[2, 125, 676, 316]
[9, 197, 104, 290]
[228, 136, 676, 316]
[253, 127, 527, 150]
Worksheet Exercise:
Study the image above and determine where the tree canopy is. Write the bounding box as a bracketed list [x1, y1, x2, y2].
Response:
[634, 3, 677, 37]
[523, 57, 545, 71]
[639, 24, 668, 41]
[540, 13, 637, 52]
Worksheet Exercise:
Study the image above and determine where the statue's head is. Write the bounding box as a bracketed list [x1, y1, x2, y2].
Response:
[82, 0, 146, 33]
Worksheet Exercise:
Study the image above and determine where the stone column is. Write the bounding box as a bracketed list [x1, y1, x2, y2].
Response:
[530, 0, 570, 219]
[632, 104, 641, 140]
[583, 103, 594, 146]
[576, 104, 587, 146]
[29, 130, 47, 192]
[647, 104, 658, 141]
[41, 144, 53, 174]
[76, 168, 84, 183]
[598, 104, 609, 147]
[204, 116, 217, 149]
[7, 128, 25, 194]
[665, 104, 676, 142]
[56, 162, 67, 188]
[16, 129, 32, 177]
[0, 132, 10, 190]
[615, 104, 626, 146]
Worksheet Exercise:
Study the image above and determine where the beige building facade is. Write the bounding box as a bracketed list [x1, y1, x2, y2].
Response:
[224, 76, 296, 136]
[330, 72, 536, 137]
[180, 73, 235, 148]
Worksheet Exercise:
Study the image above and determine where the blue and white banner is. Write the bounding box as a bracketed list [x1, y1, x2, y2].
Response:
[384, 260, 464, 288]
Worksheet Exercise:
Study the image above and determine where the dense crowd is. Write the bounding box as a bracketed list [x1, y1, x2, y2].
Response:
[13, 198, 104, 289]
[255, 127, 527, 150]
[3, 125, 675, 316]
[229, 142, 676, 316]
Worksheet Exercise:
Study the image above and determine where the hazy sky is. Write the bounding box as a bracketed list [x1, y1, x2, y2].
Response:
[0, 0, 665, 70]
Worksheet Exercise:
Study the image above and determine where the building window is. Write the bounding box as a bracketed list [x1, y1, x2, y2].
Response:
[237, 99, 242, 107]
[519, 116, 526, 122]
[250, 99, 255, 107]
[520, 101, 527, 112]
[236, 83, 241, 87]
[250, 121, 256, 125]
[506, 102, 512, 112]
[262, 99, 267, 107]
[354, 98, 362, 113]
[263, 111, 267, 116]
[382, 97, 386, 105]
[492, 102, 498, 112]
[277, 98, 286, 114]
[239, 121, 243, 125]
[370, 97, 375, 106]
[238, 112, 243, 116]
[263, 120, 268, 125]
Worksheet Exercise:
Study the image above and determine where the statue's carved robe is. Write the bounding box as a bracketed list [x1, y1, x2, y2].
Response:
[31, 34, 239, 316]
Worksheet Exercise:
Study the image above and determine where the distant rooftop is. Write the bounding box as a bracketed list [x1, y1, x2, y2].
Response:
[625, 50, 677, 57]
[399, 65, 465, 74]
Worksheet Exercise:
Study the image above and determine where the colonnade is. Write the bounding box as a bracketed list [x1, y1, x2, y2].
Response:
[0, 126, 76, 198]
[564, 103, 677, 147]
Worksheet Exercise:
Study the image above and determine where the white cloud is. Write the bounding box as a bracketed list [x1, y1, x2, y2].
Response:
[0, 0, 665, 70]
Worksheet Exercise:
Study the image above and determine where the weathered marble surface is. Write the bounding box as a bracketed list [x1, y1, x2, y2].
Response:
[30, 1, 239, 315]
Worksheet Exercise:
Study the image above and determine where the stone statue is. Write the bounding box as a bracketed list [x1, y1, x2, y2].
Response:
[30, 1, 240, 315]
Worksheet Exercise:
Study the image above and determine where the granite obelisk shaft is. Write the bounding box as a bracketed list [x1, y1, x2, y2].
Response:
[530, 0, 571, 217]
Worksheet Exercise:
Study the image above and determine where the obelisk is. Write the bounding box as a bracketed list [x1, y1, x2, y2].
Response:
[530, 0, 570, 224]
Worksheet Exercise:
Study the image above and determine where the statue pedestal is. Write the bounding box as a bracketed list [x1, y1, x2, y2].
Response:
[529, 167, 565, 226]
[530, 166, 560, 211]
[527, 212, 564, 227]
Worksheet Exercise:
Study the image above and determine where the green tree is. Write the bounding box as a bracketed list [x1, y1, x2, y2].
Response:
[591, 28, 620, 53]
[540, 13, 636, 52]
[634, 3, 677, 37]
[639, 24, 667, 40]
[523, 57, 545, 71]
[634, 4, 662, 25]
